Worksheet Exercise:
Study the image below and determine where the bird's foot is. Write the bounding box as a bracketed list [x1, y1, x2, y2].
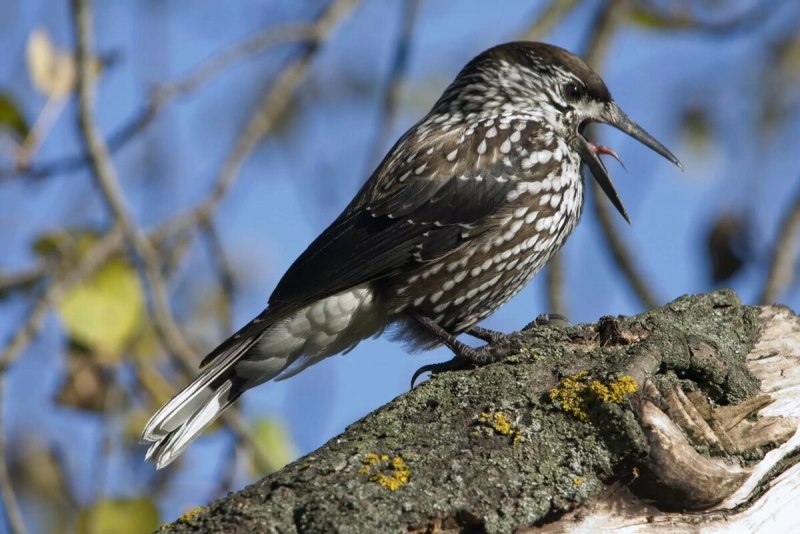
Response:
[465, 325, 507, 343]
[410, 355, 472, 388]
[409, 338, 518, 388]
[410, 313, 567, 387]
[466, 314, 570, 343]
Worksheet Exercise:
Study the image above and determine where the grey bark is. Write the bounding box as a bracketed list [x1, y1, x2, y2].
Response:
[159, 290, 797, 533]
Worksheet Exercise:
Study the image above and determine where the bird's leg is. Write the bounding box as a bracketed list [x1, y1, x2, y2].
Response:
[467, 314, 571, 342]
[465, 325, 507, 344]
[410, 313, 572, 387]
[410, 314, 525, 388]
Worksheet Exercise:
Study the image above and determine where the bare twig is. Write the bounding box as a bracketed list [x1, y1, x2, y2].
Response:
[0, 21, 321, 182]
[592, 190, 659, 309]
[0, 264, 47, 297]
[760, 186, 800, 304]
[154, 0, 360, 242]
[582, 0, 660, 310]
[2, 1, 357, 365]
[0, 291, 49, 374]
[71, 0, 358, 473]
[0, 375, 29, 534]
[71, 0, 272, 469]
[633, 0, 783, 36]
[518, 0, 582, 41]
[0, 225, 125, 373]
[154, 24, 322, 103]
[200, 221, 236, 334]
[72, 0, 198, 363]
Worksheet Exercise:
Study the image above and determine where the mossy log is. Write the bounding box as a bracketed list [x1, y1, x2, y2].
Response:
[160, 290, 800, 533]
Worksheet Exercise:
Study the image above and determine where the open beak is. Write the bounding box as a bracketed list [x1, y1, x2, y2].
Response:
[576, 101, 683, 224]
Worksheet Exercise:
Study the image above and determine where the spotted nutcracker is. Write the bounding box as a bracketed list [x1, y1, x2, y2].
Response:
[143, 41, 682, 468]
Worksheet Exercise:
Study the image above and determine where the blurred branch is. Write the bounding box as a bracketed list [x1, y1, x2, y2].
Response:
[0, 18, 322, 182]
[70, 0, 358, 475]
[200, 221, 235, 334]
[0, 0, 359, 496]
[523, 0, 582, 317]
[0, 264, 47, 297]
[365, 0, 420, 167]
[0, 226, 124, 373]
[632, 0, 782, 35]
[592, 191, 659, 309]
[0, 375, 29, 534]
[1, 0, 359, 357]
[584, 0, 660, 310]
[72, 0, 199, 363]
[71, 0, 278, 471]
[518, 0, 581, 41]
[154, 0, 359, 243]
[760, 186, 800, 304]
[0, 291, 49, 374]
[545, 252, 568, 319]
[154, 24, 322, 103]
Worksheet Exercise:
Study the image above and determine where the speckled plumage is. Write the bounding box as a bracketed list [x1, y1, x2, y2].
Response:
[143, 41, 681, 468]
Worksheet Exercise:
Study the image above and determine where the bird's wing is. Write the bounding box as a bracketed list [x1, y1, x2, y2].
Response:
[268, 118, 557, 307]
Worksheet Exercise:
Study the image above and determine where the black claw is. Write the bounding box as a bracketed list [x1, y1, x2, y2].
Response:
[410, 356, 472, 388]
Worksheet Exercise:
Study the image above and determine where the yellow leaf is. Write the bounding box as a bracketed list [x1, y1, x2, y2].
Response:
[76, 498, 159, 534]
[250, 418, 296, 475]
[26, 28, 76, 98]
[56, 257, 145, 361]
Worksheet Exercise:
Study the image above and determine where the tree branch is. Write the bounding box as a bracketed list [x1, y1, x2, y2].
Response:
[0, 18, 322, 182]
[157, 290, 800, 532]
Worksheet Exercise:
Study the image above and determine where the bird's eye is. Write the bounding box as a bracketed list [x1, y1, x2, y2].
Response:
[564, 82, 585, 101]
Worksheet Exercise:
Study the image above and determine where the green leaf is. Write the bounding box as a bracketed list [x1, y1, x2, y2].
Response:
[250, 417, 296, 475]
[77, 498, 159, 534]
[0, 92, 28, 139]
[56, 257, 145, 361]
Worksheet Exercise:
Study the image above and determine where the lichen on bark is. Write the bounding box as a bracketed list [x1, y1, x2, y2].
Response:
[160, 289, 764, 533]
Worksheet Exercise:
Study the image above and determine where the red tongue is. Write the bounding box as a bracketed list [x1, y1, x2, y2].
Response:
[587, 142, 625, 168]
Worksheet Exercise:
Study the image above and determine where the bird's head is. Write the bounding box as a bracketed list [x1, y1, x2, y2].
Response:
[436, 41, 683, 223]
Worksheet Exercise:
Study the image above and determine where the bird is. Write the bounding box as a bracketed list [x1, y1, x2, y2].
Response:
[142, 41, 682, 468]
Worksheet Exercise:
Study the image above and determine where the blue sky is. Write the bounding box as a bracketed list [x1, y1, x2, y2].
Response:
[1, 0, 799, 526]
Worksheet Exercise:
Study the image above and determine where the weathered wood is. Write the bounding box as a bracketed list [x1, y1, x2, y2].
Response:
[159, 291, 800, 533]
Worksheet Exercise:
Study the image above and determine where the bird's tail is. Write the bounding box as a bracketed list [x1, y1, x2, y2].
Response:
[142, 284, 384, 468]
[141, 324, 267, 469]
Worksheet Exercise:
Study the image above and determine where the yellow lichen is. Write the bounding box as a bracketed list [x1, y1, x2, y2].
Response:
[360, 453, 410, 490]
[177, 507, 202, 522]
[478, 411, 524, 444]
[549, 371, 638, 421]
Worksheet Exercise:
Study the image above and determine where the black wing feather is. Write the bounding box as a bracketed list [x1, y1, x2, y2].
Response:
[268, 120, 540, 308]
